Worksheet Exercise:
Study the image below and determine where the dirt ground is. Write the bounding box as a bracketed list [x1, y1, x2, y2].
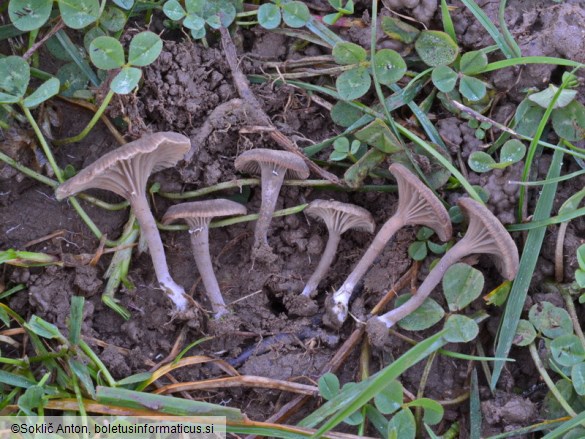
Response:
[2, 0, 585, 436]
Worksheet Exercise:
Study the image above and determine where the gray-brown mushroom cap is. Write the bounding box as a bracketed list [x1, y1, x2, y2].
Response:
[305, 199, 375, 235]
[234, 149, 310, 180]
[54, 132, 192, 311]
[162, 199, 247, 228]
[55, 132, 190, 200]
[390, 163, 452, 242]
[457, 197, 519, 280]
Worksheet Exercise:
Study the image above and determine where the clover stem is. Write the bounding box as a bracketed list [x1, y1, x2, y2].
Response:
[302, 232, 341, 297]
[255, 165, 286, 248]
[21, 104, 63, 182]
[375, 239, 469, 328]
[328, 215, 404, 324]
[189, 226, 229, 319]
[54, 89, 115, 145]
[131, 194, 187, 310]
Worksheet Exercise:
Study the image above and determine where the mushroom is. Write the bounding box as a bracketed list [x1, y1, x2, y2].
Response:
[301, 199, 375, 298]
[162, 199, 247, 319]
[234, 149, 309, 259]
[367, 197, 519, 345]
[325, 162, 452, 328]
[55, 132, 191, 310]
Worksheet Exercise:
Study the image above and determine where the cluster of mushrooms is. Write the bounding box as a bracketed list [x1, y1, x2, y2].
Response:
[56, 131, 520, 341]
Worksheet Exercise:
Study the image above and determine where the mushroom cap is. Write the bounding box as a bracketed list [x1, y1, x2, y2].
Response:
[234, 149, 310, 180]
[305, 199, 375, 235]
[162, 199, 247, 228]
[457, 197, 519, 280]
[389, 163, 452, 241]
[55, 132, 190, 200]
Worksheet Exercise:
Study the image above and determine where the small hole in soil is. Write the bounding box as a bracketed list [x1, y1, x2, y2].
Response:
[262, 283, 288, 315]
[550, 65, 566, 84]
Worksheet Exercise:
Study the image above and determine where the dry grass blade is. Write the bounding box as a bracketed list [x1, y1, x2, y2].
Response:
[41, 400, 374, 438]
[143, 355, 239, 390]
[153, 376, 318, 396]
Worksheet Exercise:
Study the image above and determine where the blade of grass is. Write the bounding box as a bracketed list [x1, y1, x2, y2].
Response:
[470, 368, 481, 439]
[541, 411, 585, 439]
[55, 30, 100, 87]
[480, 56, 583, 73]
[517, 71, 577, 221]
[298, 329, 448, 434]
[490, 148, 563, 389]
[68, 296, 84, 346]
[96, 386, 245, 420]
[498, 0, 521, 57]
[305, 15, 340, 47]
[487, 419, 568, 439]
[459, 0, 519, 58]
[43, 399, 367, 439]
[440, 0, 457, 43]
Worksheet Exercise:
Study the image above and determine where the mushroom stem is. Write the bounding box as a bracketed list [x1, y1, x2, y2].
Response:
[374, 240, 468, 329]
[301, 232, 342, 298]
[255, 165, 286, 248]
[327, 215, 404, 324]
[131, 194, 188, 310]
[188, 226, 230, 319]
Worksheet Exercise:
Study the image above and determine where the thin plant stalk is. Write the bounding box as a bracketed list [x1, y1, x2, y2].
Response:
[159, 204, 308, 232]
[159, 179, 396, 200]
[528, 342, 576, 417]
[54, 89, 115, 145]
[558, 284, 585, 350]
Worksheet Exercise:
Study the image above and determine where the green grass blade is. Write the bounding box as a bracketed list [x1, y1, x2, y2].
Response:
[298, 330, 447, 433]
[459, 0, 518, 58]
[97, 386, 245, 420]
[491, 148, 563, 389]
[55, 30, 100, 87]
[440, 0, 457, 43]
[541, 410, 585, 439]
[506, 205, 585, 231]
[486, 420, 565, 439]
[68, 296, 84, 346]
[470, 369, 481, 439]
[389, 84, 449, 153]
[305, 16, 341, 47]
[517, 71, 576, 221]
[0, 370, 37, 388]
[498, 0, 521, 57]
[480, 56, 583, 73]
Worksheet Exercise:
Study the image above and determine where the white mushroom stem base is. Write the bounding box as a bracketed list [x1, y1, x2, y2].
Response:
[367, 240, 467, 338]
[132, 194, 188, 311]
[326, 216, 404, 328]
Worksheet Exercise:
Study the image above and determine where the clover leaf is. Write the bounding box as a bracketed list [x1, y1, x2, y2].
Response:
[89, 31, 163, 95]
[8, 0, 52, 31]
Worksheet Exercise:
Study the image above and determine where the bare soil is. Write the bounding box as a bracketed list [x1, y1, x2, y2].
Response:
[2, 0, 585, 436]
